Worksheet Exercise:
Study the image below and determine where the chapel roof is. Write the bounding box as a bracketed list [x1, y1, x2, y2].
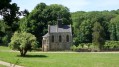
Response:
[42, 33, 49, 37]
[50, 25, 71, 33]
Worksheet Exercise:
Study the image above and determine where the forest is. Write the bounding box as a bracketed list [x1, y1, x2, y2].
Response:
[1, 0, 119, 51]
[72, 10, 119, 51]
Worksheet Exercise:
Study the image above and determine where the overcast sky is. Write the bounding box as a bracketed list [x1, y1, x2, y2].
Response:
[10, 0, 119, 12]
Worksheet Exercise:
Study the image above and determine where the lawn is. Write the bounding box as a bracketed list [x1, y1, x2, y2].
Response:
[0, 46, 119, 67]
[0, 64, 7, 67]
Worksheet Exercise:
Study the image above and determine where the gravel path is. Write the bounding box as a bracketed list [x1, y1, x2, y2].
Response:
[0, 60, 24, 67]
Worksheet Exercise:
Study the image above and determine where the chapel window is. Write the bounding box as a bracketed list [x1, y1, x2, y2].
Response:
[52, 35, 54, 42]
[59, 35, 62, 42]
[66, 35, 69, 42]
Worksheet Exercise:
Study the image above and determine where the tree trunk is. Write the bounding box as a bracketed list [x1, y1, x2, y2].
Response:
[20, 48, 28, 57]
[23, 49, 27, 56]
[20, 50, 24, 56]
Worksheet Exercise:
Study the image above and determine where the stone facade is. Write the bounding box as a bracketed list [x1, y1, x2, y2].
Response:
[42, 19, 72, 51]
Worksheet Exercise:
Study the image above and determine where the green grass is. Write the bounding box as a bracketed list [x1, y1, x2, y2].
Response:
[0, 64, 7, 67]
[0, 46, 10, 50]
[0, 46, 119, 67]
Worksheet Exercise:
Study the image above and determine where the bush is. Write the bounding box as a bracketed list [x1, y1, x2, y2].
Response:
[9, 31, 38, 56]
[2, 35, 9, 46]
[70, 45, 77, 51]
[104, 41, 119, 50]
[71, 43, 94, 52]
[78, 43, 93, 49]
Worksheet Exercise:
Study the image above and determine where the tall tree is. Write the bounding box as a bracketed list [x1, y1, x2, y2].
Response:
[0, 0, 19, 27]
[0, 0, 20, 46]
[109, 15, 119, 41]
[92, 22, 105, 51]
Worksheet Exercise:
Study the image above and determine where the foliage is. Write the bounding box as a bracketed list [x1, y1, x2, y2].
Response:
[0, 0, 19, 27]
[71, 10, 116, 45]
[9, 31, 38, 56]
[70, 45, 77, 51]
[0, 20, 10, 44]
[0, 0, 29, 46]
[109, 15, 119, 41]
[71, 43, 94, 51]
[104, 41, 119, 50]
[92, 22, 105, 51]
[2, 35, 9, 46]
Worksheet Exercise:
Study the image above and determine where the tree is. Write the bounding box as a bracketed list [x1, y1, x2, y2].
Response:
[92, 22, 105, 51]
[109, 15, 119, 41]
[0, 0, 19, 27]
[78, 19, 92, 43]
[0, 0, 30, 46]
[9, 31, 38, 56]
[0, 20, 10, 44]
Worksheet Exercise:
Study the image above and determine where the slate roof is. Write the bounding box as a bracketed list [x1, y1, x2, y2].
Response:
[42, 25, 71, 37]
[42, 33, 49, 37]
[50, 25, 71, 33]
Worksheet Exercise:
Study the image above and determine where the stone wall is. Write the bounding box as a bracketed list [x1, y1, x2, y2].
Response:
[49, 32, 72, 51]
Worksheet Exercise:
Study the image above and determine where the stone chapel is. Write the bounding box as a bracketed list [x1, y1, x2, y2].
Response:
[42, 18, 72, 51]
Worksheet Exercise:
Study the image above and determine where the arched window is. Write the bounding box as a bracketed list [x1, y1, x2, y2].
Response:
[52, 35, 54, 42]
[66, 35, 69, 42]
[59, 35, 62, 42]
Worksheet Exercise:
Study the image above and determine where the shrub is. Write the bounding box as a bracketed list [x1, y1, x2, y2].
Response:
[9, 31, 38, 56]
[104, 41, 119, 50]
[2, 35, 9, 46]
[70, 45, 77, 51]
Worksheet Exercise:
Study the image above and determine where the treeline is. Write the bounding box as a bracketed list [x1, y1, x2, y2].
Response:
[72, 10, 119, 43]
[71, 10, 119, 51]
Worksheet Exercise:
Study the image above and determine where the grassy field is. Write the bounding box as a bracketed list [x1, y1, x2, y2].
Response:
[0, 46, 119, 67]
[0, 64, 6, 67]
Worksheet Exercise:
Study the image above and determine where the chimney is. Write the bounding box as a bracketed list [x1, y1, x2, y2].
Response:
[57, 15, 62, 27]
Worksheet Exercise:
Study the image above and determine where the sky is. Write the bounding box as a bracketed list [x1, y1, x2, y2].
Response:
[11, 0, 119, 12]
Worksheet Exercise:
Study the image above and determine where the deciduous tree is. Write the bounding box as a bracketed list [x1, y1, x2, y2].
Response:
[9, 31, 38, 56]
[92, 22, 105, 51]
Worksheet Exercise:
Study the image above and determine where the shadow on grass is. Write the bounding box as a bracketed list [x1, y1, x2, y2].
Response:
[17, 55, 48, 58]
